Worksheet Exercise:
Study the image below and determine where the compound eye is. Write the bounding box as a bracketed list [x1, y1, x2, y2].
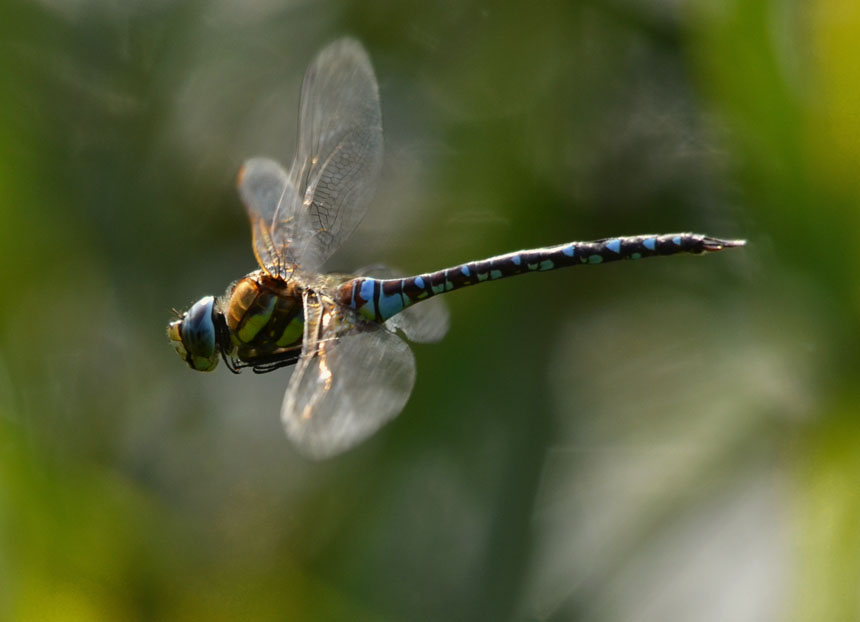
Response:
[180, 296, 219, 371]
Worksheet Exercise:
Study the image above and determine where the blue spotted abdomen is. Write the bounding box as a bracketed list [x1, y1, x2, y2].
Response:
[336, 233, 743, 323]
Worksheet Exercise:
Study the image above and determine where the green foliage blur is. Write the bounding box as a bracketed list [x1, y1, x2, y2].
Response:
[0, 1, 857, 620]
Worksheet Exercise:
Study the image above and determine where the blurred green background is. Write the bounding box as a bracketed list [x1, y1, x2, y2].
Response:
[1, 0, 858, 620]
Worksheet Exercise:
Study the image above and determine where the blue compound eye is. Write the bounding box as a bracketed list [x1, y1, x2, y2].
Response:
[172, 296, 219, 372]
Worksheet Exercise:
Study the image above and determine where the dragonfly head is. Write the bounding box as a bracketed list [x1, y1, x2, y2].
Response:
[167, 296, 221, 372]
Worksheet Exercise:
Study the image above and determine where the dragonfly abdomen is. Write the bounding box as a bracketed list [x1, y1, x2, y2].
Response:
[338, 233, 744, 323]
[225, 276, 305, 357]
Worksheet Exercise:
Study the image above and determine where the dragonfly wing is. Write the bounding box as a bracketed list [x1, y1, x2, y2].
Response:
[237, 157, 303, 274]
[282, 290, 415, 459]
[286, 38, 384, 272]
[356, 265, 450, 343]
[238, 39, 382, 276]
[386, 300, 450, 344]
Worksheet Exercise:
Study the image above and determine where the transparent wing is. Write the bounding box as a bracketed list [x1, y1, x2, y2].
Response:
[357, 265, 450, 343]
[288, 38, 383, 272]
[237, 157, 302, 274]
[282, 290, 415, 459]
[238, 38, 382, 275]
[386, 297, 450, 344]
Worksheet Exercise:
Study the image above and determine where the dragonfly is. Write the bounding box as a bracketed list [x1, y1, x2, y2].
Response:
[168, 38, 745, 459]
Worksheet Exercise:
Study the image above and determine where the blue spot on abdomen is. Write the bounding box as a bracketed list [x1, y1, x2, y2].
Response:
[358, 279, 377, 314]
[359, 279, 375, 303]
[378, 291, 405, 320]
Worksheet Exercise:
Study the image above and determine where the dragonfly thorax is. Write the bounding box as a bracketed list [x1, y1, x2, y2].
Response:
[223, 273, 307, 366]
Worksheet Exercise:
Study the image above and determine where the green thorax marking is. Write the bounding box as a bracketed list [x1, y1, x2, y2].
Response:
[229, 273, 307, 356]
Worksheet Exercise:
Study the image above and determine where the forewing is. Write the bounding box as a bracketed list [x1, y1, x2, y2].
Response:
[237, 39, 382, 275]
[282, 291, 415, 459]
[237, 157, 302, 273]
[286, 38, 384, 272]
[357, 265, 450, 343]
